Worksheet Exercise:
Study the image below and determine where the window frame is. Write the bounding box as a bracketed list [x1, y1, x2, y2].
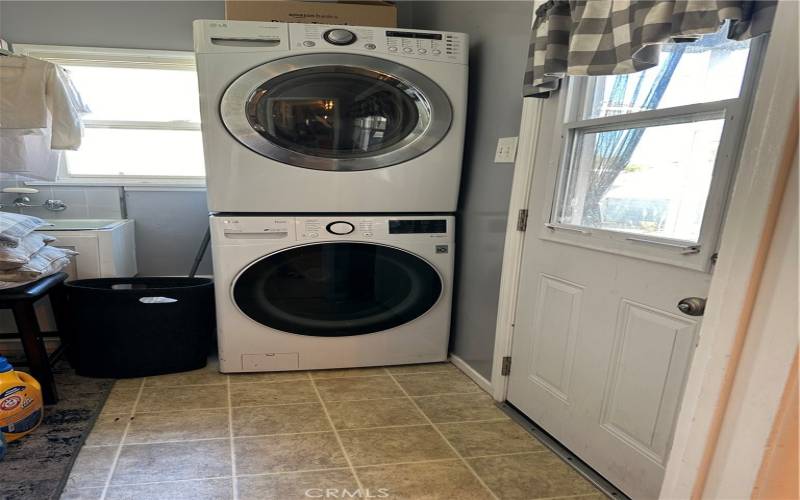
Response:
[13, 44, 205, 186]
[539, 36, 766, 272]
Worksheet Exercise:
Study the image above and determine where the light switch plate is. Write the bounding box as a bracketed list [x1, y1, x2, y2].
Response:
[494, 136, 519, 163]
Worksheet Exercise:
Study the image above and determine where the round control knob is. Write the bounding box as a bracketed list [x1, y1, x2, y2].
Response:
[402, 47, 413, 53]
[326, 221, 355, 235]
[302, 40, 316, 47]
[323, 29, 356, 46]
[388, 46, 398, 52]
[432, 49, 441, 55]
[418, 48, 427, 54]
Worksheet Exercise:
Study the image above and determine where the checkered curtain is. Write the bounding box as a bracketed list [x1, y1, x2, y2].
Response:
[523, 0, 777, 97]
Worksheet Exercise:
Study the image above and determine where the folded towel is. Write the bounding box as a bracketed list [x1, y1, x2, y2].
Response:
[0, 232, 57, 270]
[0, 245, 76, 282]
[0, 213, 51, 248]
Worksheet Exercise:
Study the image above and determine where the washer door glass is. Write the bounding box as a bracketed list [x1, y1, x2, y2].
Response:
[233, 243, 443, 337]
[221, 54, 452, 171]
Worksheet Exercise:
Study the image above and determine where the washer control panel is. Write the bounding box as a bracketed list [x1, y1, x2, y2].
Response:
[288, 23, 467, 64]
[214, 216, 453, 243]
[297, 216, 450, 241]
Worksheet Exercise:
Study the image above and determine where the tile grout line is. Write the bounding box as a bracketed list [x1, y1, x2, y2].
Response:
[225, 373, 238, 500]
[98, 378, 146, 500]
[131, 367, 458, 389]
[69, 451, 558, 493]
[85, 430, 552, 452]
[118, 391, 486, 416]
[384, 371, 501, 500]
[307, 371, 367, 495]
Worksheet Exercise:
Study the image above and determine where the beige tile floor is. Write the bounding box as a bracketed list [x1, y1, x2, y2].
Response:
[61, 362, 606, 500]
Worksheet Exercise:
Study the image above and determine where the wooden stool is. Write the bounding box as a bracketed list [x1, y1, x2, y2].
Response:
[0, 272, 70, 404]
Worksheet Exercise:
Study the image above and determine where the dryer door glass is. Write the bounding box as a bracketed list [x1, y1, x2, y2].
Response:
[221, 54, 453, 171]
[233, 243, 443, 337]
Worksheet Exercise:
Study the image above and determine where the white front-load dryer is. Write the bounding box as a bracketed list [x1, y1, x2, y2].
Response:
[211, 214, 455, 372]
[194, 20, 468, 213]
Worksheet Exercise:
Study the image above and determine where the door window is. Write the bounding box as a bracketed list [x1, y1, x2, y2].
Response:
[233, 243, 442, 336]
[547, 24, 758, 267]
[221, 54, 452, 171]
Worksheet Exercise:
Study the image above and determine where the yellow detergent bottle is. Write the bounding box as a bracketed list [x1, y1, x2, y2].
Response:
[0, 356, 43, 443]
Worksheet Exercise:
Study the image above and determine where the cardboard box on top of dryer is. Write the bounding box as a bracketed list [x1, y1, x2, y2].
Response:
[224, 1, 397, 27]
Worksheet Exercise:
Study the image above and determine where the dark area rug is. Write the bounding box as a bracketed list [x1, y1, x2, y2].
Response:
[0, 360, 113, 500]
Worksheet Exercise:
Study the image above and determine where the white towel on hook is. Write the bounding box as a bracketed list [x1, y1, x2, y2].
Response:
[0, 56, 49, 130]
[0, 55, 86, 150]
[0, 126, 62, 181]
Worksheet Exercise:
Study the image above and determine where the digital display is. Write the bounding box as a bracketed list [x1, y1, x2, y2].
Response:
[389, 220, 447, 234]
[386, 31, 443, 41]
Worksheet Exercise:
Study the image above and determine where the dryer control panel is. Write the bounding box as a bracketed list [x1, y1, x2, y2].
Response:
[288, 23, 467, 64]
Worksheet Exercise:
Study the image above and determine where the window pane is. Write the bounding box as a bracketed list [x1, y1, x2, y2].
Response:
[556, 118, 725, 242]
[583, 27, 750, 119]
[65, 128, 204, 177]
[64, 65, 200, 122]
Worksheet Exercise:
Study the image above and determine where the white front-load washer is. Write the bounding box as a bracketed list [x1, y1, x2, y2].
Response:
[211, 214, 455, 372]
[194, 20, 468, 213]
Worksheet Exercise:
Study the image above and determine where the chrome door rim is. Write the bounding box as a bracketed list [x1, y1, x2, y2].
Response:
[220, 53, 453, 172]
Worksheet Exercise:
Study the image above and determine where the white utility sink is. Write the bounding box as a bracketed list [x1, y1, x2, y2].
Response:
[37, 219, 137, 279]
[42, 219, 124, 231]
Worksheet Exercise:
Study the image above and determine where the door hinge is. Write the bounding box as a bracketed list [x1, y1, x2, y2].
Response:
[516, 209, 529, 232]
[501, 356, 512, 376]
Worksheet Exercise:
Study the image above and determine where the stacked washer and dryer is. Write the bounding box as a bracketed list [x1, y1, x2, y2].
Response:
[193, 20, 468, 372]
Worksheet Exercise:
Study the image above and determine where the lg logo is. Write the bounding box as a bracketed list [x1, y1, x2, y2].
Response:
[305, 488, 390, 498]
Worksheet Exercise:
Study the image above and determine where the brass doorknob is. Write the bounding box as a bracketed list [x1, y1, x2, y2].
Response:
[678, 297, 706, 316]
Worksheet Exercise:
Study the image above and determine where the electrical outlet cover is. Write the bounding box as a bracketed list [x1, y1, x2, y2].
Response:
[494, 136, 519, 163]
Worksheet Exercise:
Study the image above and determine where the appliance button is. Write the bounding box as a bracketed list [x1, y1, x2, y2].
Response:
[364, 43, 377, 50]
[402, 47, 413, 53]
[308, 232, 319, 238]
[326, 221, 355, 235]
[388, 46, 398, 52]
[418, 48, 427, 54]
[432, 49, 442, 55]
[302, 40, 316, 47]
[323, 29, 356, 46]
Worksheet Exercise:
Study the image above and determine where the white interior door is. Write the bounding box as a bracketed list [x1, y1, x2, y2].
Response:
[507, 28, 763, 499]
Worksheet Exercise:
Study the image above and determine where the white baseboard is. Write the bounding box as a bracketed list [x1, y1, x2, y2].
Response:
[448, 353, 493, 393]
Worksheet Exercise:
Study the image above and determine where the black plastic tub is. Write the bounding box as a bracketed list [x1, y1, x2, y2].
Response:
[65, 277, 215, 378]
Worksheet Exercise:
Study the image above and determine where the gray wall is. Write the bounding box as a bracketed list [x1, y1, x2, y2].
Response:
[0, 1, 224, 275]
[124, 190, 212, 276]
[409, 1, 533, 379]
